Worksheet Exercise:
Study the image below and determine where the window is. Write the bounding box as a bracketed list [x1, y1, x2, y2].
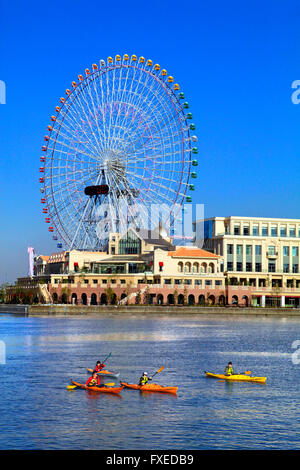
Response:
[252, 225, 259, 236]
[280, 227, 287, 237]
[246, 245, 252, 255]
[255, 245, 262, 255]
[205, 280, 212, 286]
[164, 279, 171, 284]
[120, 279, 126, 284]
[236, 245, 243, 255]
[119, 231, 141, 254]
[268, 262, 276, 272]
[271, 226, 277, 236]
[292, 264, 299, 273]
[84, 279, 89, 284]
[243, 226, 250, 235]
[215, 280, 222, 286]
[227, 262, 233, 271]
[111, 279, 116, 284]
[262, 225, 268, 236]
[174, 279, 182, 285]
[246, 262, 252, 272]
[227, 244, 233, 254]
[290, 227, 296, 237]
[283, 264, 290, 273]
[102, 279, 107, 284]
[195, 280, 202, 285]
[283, 246, 289, 257]
[184, 279, 192, 285]
[236, 262, 243, 271]
[234, 226, 240, 235]
[268, 246, 276, 255]
[292, 246, 299, 257]
[255, 263, 262, 272]
[93, 279, 98, 284]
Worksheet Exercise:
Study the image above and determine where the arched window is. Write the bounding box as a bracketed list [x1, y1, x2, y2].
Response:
[192, 262, 199, 273]
[185, 262, 191, 273]
[201, 262, 207, 273]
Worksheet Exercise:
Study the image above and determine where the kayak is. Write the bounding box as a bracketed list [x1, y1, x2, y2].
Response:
[121, 382, 178, 394]
[72, 380, 124, 394]
[86, 368, 120, 378]
[205, 372, 267, 383]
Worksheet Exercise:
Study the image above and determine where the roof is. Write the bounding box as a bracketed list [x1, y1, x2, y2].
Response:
[167, 247, 219, 259]
[47, 252, 66, 263]
[36, 255, 50, 262]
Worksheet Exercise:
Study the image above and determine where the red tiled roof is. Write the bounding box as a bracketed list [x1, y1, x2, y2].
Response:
[168, 247, 219, 258]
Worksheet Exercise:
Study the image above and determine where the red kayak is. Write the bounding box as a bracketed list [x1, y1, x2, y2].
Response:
[72, 380, 124, 394]
[121, 382, 178, 394]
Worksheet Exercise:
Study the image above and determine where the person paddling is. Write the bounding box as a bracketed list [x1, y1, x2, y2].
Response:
[95, 360, 105, 372]
[85, 371, 101, 387]
[224, 362, 234, 376]
[139, 372, 152, 386]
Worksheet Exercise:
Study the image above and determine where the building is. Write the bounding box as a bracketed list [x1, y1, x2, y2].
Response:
[200, 216, 300, 307]
[15, 227, 225, 306]
[11, 216, 300, 308]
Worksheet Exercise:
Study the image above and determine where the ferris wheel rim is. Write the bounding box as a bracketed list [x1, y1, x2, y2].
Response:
[40, 56, 197, 250]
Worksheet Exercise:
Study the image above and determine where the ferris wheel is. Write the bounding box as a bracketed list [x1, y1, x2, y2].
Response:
[39, 54, 198, 250]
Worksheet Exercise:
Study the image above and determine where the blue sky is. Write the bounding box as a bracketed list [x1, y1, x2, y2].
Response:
[0, 0, 299, 283]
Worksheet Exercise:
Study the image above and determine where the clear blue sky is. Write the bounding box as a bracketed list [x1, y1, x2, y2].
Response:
[0, 0, 299, 283]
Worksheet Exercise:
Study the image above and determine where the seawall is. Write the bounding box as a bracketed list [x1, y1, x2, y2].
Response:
[1, 304, 300, 316]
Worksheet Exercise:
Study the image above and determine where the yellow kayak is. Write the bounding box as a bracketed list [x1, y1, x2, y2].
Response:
[205, 371, 267, 383]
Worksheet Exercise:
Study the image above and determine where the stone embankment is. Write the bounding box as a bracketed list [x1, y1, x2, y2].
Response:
[1, 304, 300, 316]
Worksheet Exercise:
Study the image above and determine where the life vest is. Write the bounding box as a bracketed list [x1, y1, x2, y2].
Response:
[87, 377, 99, 386]
[225, 366, 234, 375]
[140, 376, 148, 385]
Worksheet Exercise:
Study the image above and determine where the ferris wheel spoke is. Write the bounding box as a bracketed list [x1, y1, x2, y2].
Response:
[41, 57, 194, 249]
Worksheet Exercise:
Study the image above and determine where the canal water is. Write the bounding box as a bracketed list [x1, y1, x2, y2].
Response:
[0, 312, 300, 450]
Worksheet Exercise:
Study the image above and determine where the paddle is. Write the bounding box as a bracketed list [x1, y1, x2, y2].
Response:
[102, 352, 112, 364]
[151, 366, 165, 379]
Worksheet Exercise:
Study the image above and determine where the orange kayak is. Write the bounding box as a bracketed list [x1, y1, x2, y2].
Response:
[86, 368, 120, 378]
[72, 381, 124, 394]
[121, 382, 178, 394]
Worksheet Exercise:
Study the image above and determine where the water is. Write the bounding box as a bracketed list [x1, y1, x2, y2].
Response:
[0, 312, 300, 449]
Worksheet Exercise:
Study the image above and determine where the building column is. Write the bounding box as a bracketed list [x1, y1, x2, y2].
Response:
[281, 295, 285, 308]
[261, 295, 266, 308]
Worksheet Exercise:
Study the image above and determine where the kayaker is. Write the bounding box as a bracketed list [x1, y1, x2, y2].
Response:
[85, 371, 101, 387]
[224, 362, 234, 376]
[139, 372, 152, 385]
[95, 360, 105, 372]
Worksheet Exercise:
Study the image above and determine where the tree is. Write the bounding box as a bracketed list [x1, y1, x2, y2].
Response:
[0, 283, 9, 303]
[135, 290, 141, 305]
[61, 286, 71, 304]
[143, 285, 150, 305]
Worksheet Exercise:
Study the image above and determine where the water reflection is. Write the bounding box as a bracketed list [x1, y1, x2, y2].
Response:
[0, 314, 300, 449]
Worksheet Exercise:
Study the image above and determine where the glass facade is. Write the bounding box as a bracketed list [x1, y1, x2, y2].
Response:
[119, 232, 141, 254]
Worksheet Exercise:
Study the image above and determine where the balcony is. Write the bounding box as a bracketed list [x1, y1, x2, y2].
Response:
[266, 251, 278, 259]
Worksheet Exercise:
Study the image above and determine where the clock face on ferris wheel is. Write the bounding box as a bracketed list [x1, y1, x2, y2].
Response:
[39, 54, 198, 250]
